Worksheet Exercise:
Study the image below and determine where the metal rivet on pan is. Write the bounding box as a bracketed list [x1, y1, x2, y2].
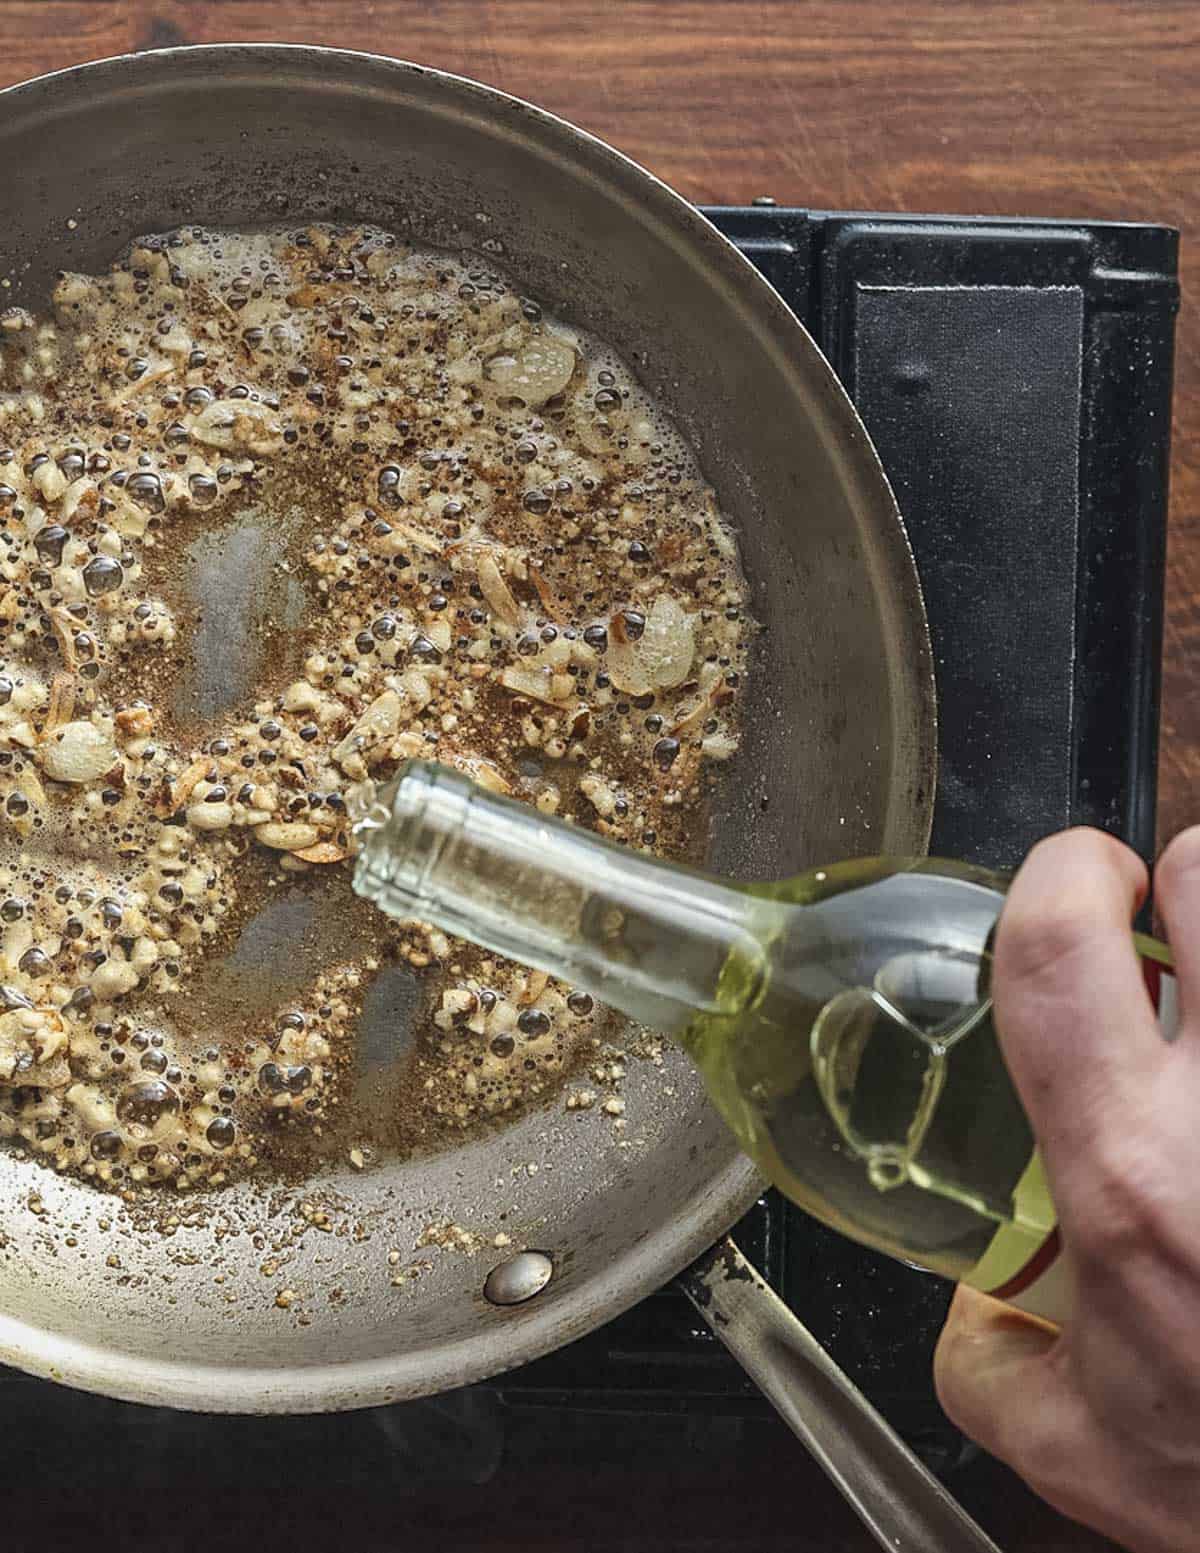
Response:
[483, 1250, 554, 1306]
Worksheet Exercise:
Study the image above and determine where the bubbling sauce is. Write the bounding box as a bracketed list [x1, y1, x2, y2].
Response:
[0, 226, 750, 1191]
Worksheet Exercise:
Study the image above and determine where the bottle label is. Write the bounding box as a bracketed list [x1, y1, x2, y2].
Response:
[1001, 1233, 1072, 1323]
[972, 958, 1177, 1325]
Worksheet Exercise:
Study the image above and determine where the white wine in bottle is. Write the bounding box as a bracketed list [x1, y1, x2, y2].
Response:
[352, 761, 1176, 1323]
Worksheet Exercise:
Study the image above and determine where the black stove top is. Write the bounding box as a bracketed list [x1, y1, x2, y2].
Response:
[0, 208, 1178, 1542]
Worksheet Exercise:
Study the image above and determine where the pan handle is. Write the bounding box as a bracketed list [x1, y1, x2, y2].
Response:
[679, 1236, 1003, 1553]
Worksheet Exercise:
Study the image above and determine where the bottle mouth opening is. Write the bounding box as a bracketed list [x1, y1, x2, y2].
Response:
[351, 760, 470, 905]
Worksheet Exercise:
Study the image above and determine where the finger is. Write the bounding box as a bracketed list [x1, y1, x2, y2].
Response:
[993, 828, 1157, 1176]
[934, 1285, 1064, 1466]
[1153, 826, 1200, 1027]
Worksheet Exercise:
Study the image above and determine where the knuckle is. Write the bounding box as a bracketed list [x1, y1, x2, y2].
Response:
[1023, 827, 1148, 907]
[1029, 825, 1138, 878]
[998, 828, 1147, 998]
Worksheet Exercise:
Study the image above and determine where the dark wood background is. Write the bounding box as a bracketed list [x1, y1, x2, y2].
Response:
[0, 5, 1192, 1550]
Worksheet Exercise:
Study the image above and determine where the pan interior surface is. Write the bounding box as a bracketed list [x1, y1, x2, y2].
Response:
[0, 47, 935, 1412]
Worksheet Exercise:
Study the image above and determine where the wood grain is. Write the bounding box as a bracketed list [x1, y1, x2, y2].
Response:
[0, 0, 1195, 843]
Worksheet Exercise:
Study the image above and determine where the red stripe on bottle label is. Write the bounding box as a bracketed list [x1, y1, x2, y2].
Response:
[989, 1226, 1061, 1303]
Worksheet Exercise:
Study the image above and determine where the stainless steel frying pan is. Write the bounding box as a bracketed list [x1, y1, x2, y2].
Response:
[0, 43, 965, 1542]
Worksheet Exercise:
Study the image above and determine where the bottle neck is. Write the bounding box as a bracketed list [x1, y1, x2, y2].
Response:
[352, 761, 765, 1036]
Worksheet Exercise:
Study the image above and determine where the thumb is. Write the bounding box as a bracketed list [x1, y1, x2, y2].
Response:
[934, 1285, 1061, 1458]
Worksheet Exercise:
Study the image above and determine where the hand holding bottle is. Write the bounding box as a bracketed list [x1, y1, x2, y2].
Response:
[935, 827, 1200, 1553]
[355, 762, 1194, 1548]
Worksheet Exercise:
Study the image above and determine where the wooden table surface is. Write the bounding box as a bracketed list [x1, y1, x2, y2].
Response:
[0, 6, 1191, 1551]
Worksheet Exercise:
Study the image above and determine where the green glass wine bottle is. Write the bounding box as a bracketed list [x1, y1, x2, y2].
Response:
[352, 761, 1175, 1323]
